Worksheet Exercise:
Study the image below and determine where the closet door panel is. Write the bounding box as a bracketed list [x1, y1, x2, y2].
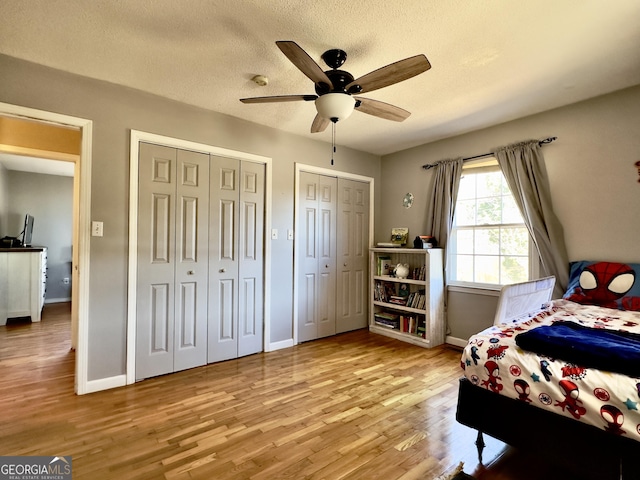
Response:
[238, 162, 265, 357]
[174, 149, 209, 372]
[336, 178, 369, 333]
[209, 156, 240, 363]
[136, 143, 177, 380]
[150, 283, 171, 353]
[297, 172, 338, 341]
[298, 173, 319, 342]
[316, 175, 337, 338]
[217, 278, 235, 341]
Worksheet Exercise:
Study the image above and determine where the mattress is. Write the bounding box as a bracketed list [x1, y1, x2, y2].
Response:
[461, 299, 640, 441]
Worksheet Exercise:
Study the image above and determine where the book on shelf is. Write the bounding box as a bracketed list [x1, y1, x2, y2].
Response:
[374, 281, 397, 302]
[404, 289, 425, 309]
[411, 265, 426, 281]
[374, 311, 399, 321]
[388, 295, 407, 306]
[377, 255, 392, 276]
[374, 311, 400, 329]
[415, 317, 426, 338]
[400, 315, 408, 332]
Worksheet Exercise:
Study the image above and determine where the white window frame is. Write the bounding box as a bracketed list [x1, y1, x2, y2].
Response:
[447, 158, 539, 290]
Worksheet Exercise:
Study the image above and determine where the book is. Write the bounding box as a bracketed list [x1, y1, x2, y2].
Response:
[390, 227, 409, 246]
[374, 311, 399, 321]
[377, 255, 392, 275]
[416, 317, 426, 338]
[389, 295, 407, 305]
[374, 311, 400, 329]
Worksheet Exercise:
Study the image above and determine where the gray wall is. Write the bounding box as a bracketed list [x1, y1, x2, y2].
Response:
[0, 54, 381, 382]
[6, 171, 73, 302]
[380, 84, 640, 340]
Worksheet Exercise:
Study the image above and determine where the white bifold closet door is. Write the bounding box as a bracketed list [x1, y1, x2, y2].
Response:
[298, 172, 338, 342]
[336, 178, 370, 333]
[208, 157, 265, 363]
[136, 143, 210, 380]
[297, 172, 370, 342]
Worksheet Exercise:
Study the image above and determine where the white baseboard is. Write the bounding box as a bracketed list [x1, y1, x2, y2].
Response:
[45, 297, 71, 304]
[82, 374, 127, 395]
[266, 338, 294, 352]
[445, 336, 468, 348]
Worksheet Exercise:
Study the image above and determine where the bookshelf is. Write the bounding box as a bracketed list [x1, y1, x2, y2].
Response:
[370, 248, 444, 348]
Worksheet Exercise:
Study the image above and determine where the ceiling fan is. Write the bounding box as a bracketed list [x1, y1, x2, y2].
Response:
[240, 41, 431, 133]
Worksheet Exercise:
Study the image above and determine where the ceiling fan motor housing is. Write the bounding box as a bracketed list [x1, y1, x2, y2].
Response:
[316, 69, 356, 95]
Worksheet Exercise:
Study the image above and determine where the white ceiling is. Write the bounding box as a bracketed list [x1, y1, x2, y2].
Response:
[0, 153, 75, 177]
[2, 0, 640, 156]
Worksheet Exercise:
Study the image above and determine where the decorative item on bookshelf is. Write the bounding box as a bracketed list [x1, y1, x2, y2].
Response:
[390, 227, 409, 246]
[394, 263, 410, 279]
[413, 235, 437, 249]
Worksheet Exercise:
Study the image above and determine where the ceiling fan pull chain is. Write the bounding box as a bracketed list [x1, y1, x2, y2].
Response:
[331, 122, 336, 165]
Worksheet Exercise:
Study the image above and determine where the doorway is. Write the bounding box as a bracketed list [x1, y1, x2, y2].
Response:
[0, 102, 92, 394]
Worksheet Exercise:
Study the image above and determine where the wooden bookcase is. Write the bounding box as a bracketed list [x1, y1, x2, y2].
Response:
[369, 248, 444, 348]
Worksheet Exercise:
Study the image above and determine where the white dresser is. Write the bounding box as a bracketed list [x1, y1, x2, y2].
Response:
[0, 247, 47, 326]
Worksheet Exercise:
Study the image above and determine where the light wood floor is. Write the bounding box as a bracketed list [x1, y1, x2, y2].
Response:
[1, 304, 583, 480]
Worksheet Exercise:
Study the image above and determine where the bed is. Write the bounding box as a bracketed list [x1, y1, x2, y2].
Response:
[456, 261, 640, 480]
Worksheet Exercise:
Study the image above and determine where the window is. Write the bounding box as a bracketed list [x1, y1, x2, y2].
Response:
[448, 159, 532, 287]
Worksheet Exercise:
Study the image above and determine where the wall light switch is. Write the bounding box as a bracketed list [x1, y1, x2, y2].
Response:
[287, 229, 294, 240]
[92, 221, 104, 237]
[271, 229, 278, 240]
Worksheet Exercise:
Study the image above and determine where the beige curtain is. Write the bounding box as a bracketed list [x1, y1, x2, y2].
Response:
[425, 158, 464, 252]
[494, 140, 569, 298]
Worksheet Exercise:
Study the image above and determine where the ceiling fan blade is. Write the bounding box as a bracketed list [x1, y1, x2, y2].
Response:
[276, 41, 334, 89]
[240, 94, 317, 104]
[311, 114, 330, 133]
[354, 97, 411, 122]
[347, 54, 431, 94]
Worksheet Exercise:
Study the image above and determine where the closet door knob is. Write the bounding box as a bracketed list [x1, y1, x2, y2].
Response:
[219, 268, 226, 273]
[187, 270, 194, 275]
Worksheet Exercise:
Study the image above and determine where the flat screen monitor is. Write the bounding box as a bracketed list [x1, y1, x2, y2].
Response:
[22, 214, 34, 247]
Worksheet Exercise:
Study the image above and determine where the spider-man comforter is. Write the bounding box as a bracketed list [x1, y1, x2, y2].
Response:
[461, 299, 640, 441]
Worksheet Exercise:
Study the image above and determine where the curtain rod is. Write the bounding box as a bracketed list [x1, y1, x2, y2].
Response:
[421, 136, 557, 170]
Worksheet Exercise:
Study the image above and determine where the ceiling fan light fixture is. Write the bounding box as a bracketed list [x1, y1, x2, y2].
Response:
[315, 93, 356, 122]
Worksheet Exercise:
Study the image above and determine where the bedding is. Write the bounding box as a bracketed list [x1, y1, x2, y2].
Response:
[460, 298, 640, 441]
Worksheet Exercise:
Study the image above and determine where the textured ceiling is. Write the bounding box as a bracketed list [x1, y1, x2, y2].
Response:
[1, 0, 640, 156]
